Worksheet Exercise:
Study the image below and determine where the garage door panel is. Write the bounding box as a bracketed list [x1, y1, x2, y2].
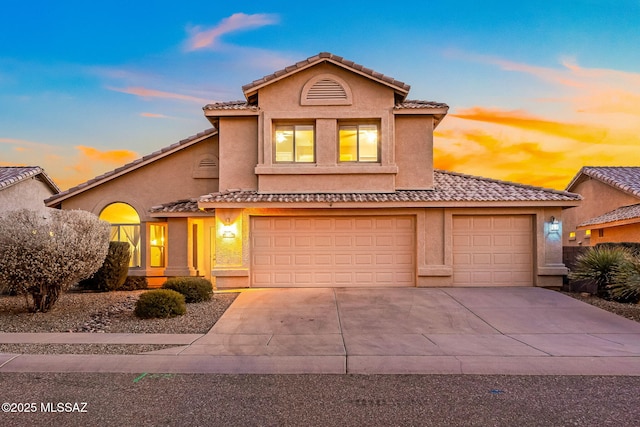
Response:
[453, 215, 533, 287]
[251, 216, 415, 287]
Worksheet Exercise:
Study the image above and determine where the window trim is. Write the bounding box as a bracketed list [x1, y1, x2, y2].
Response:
[273, 123, 316, 164]
[338, 122, 381, 163]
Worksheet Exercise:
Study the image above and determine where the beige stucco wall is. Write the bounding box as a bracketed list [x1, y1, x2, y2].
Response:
[218, 117, 258, 192]
[394, 116, 434, 190]
[56, 135, 219, 220]
[211, 206, 567, 289]
[563, 177, 640, 246]
[0, 177, 56, 214]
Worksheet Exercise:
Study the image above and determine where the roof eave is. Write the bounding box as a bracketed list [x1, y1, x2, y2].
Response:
[577, 216, 640, 230]
[45, 129, 217, 206]
[242, 56, 410, 102]
[197, 199, 582, 210]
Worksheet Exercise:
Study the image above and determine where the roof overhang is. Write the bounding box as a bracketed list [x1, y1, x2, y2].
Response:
[242, 53, 411, 103]
[46, 129, 217, 207]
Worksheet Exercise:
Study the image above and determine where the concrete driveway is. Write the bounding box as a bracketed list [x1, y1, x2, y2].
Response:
[183, 287, 640, 374]
[2, 287, 639, 375]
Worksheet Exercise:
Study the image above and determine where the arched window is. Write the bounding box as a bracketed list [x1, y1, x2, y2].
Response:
[99, 202, 141, 267]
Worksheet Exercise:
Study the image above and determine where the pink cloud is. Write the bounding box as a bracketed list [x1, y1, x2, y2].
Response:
[185, 13, 279, 51]
[107, 86, 210, 104]
[140, 112, 170, 119]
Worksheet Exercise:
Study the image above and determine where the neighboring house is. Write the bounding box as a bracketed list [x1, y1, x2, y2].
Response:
[563, 166, 640, 246]
[0, 166, 60, 214]
[46, 52, 580, 288]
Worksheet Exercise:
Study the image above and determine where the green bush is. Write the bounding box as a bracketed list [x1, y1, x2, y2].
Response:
[162, 277, 213, 303]
[609, 256, 640, 304]
[79, 241, 130, 291]
[568, 245, 632, 299]
[120, 276, 148, 291]
[596, 242, 640, 257]
[134, 289, 186, 319]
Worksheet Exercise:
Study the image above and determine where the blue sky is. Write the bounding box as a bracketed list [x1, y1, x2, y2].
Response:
[2, 1, 640, 190]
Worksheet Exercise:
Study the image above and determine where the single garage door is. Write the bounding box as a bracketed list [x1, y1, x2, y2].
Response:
[251, 216, 415, 287]
[452, 215, 533, 286]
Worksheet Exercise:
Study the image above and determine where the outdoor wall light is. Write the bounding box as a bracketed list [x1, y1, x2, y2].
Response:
[222, 217, 236, 238]
[549, 216, 560, 233]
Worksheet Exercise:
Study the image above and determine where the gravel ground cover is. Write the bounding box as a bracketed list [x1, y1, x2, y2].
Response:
[1, 288, 637, 356]
[562, 291, 640, 322]
[0, 289, 237, 355]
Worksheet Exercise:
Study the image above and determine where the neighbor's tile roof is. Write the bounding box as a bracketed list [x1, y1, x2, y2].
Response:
[46, 128, 217, 205]
[579, 203, 640, 227]
[198, 170, 580, 205]
[0, 166, 60, 193]
[241, 52, 411, 96]
[567, 166, 640, 198]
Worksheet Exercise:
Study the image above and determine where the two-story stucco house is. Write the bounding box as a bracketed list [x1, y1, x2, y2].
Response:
[46, 52, 580, 288]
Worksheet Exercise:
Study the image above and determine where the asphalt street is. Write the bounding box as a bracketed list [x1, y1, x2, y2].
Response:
[1, 373, 638, 426]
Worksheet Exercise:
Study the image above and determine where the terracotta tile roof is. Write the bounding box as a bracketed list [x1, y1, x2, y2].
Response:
[199, 170, 580, 205]
[46, 128, 217, 205]
[395, 100, 449, 110]
[0, 166, 60, 193]
[150, 198, 201, 214]
[241, 52, 411, 99]
[203, 100, 258, 111]
[579, 203, 640, 227]
[567, 166, 640, 198]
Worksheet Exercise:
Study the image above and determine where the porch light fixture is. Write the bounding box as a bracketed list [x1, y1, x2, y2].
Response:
[549, 216, 560, 233]
[222, 217, 236, 239]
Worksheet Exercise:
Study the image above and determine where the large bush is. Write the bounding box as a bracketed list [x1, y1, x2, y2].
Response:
[162, 277, 213, 303]
[134, 289, 186, 319]
[0, 209, 110, 312]
[568, 245, 632, 299]
[120, 276, 148, 291]
[79, 241, 130, 291]
[609, 256, 640, 304]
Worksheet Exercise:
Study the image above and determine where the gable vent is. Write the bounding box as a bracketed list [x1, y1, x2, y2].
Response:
[301, 74, 352, 106]
[307, 79, 347, 100]
[199, 158, 218, 168]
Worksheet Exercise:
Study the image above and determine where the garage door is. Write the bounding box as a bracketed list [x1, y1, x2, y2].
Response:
[251, 216, 415, 287]
[452, 215, 533, 286]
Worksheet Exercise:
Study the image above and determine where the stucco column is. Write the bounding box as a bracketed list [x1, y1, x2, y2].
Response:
[164, 217, 196, 277]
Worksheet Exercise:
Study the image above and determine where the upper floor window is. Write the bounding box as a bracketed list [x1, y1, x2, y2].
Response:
[339, 123, 379, 162]
[275, 124, 315, 163]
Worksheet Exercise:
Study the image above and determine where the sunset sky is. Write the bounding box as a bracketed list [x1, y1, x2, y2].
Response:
[1, 1, 639, 191]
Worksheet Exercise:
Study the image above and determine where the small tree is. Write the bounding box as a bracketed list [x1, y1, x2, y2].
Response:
[0, 209, 110, 312]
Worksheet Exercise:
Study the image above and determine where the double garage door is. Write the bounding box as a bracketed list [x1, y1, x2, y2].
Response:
[250, 214, 534, 287]
[251, 216, 415, 287]
[452, 215, 534, 286]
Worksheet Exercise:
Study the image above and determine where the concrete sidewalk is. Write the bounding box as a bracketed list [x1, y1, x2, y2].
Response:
[1, 287, 640, 375]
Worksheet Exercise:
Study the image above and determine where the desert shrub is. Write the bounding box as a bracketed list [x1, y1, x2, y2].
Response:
[568, 245, 632, 299]
[162, 277, 213, 303]
[0, 209, 110, 312]
[596, 242, 640, 257]
[120, 276, 148, 291]
[78, 241, 130, 291]
[134, 289, 186, 319]
[609, 256, 640, 304]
